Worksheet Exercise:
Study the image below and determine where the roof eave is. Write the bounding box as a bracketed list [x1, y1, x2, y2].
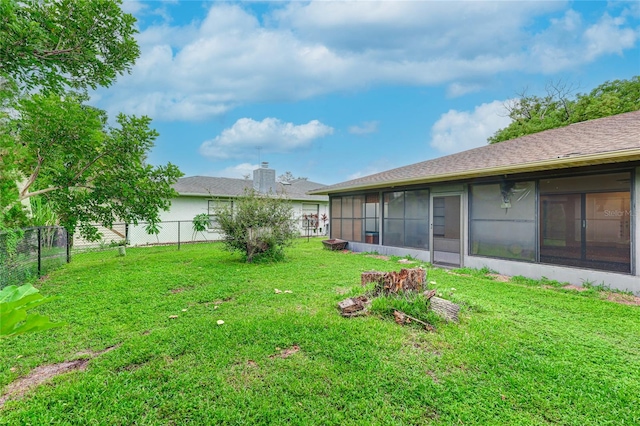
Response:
[309, 149, 640, 195]
[176, 191, 328, 202]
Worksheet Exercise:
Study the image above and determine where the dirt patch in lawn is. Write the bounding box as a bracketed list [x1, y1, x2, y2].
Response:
[367, 254, 390, 261]
[0, 344, 121, 409]
[562, 284, 589, 292]
[561, 284, 640, 306]
[487, 274, 511, 282]
[0, 360, 89, 408]
[269, 345, 300, 359]
[605, 292, 640, 306]
[75, 344, 120, 358]
[446, 271, 473, 278]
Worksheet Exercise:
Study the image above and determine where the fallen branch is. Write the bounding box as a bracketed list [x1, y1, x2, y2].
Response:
[393, 310, 436, 332]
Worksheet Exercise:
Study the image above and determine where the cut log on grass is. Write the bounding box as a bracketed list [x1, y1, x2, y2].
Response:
[338, 296, 371, 317]
[429, 297, 460, 323]
[361, 268, 426, 295]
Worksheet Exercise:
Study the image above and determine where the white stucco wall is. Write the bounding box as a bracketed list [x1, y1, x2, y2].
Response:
[127, 196, 329, 246]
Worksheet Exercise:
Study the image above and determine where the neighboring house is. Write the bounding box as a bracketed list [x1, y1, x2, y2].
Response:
[309, 111, 640, 294]
[128, 162, 329, 245]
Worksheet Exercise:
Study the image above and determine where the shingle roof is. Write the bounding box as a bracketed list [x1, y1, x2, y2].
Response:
[174, 176, 328, 202]
[310, 110, 640, 195]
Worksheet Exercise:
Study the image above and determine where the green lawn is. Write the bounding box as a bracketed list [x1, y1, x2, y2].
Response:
[1, 240, 639, 425]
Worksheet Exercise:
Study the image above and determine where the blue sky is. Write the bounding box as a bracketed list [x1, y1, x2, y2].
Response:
[96, 0, 640, 185]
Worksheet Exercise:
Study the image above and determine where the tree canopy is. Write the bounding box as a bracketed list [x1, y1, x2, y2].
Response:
[1, 92, 182, 239]
[488, 76, 640, 144]
[0, 0, 182, 238]
[0, 0, 139, 93]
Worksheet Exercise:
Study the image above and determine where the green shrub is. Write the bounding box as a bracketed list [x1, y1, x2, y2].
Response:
[213, 189, 298, 263]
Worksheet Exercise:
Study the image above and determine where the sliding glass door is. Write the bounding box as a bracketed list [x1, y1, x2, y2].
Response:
[540, 173, 631, 273]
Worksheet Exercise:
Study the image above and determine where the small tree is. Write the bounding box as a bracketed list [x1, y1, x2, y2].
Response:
[213, 189, 298, 263]
[192, 213, 209, 241]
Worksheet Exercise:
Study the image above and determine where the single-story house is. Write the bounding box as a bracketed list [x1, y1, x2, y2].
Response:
[128, 163, 329, 245]
[309, 110, 640, 294]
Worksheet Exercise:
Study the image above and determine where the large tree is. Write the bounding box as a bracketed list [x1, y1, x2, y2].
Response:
[0, 0, 139, 93]
[1, 92, 182, 239]
[488, 76, 640, 144]
[0, 0, 182, 238]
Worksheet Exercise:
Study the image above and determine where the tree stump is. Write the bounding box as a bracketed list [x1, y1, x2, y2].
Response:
[361, 268, 426, 295]
[429, 297, 460, 323]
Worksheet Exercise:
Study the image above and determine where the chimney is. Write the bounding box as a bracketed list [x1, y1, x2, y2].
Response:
[253, 162, 276, 193]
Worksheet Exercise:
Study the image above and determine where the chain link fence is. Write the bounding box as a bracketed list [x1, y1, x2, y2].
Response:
[2, 219, 328, 287]
[70, 221, 219, 260]
[0, 226, 69, 289]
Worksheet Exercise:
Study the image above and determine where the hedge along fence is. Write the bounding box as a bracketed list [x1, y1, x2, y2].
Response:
[0, 226, 69, 289]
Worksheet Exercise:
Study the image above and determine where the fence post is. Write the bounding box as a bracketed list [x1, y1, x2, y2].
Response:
[177, 221, 181, 250]
[37, 227, 42, 277]
[66, 228, 71, 263]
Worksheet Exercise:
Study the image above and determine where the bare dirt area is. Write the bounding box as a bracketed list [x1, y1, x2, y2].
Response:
[367, 254, 390, 261]
[0, 360, 88, 408]
[487, 274, 511, 283]
[562, 284, 589, 292]
[561, 284, 640, 306]
[0, 345, 120, 409]
[605, 292, 640, 306]
[269, 345, 300, 359]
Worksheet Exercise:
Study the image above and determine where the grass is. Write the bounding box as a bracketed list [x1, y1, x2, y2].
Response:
[1, 239, 639, 425]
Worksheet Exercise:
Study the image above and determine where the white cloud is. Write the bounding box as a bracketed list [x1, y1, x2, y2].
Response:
[530, 9, 639, 73]
[348, 121, 379, 135]
[120, 1, 148, 15]
[199, 117, 334, 159]
[583, 14, 638, 61]
[429, 101, 513, 154]
[214, 163, 259, 179]
[96, 2, 639, 120]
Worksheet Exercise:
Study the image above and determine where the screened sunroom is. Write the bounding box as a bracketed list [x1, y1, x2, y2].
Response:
[313, 111, 640, 293]
[329, 168, 633, 275]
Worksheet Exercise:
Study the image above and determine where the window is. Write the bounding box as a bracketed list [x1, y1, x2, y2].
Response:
[539, 172, 631, 273]
[208, 200, 232, 230]
[329, 195, 368, 242]
[470, 181, 536, 262]
[301, 203, 319, 232]
[382, 189, 429, 249]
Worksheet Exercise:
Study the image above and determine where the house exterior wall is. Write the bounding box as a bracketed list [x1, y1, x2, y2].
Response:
[127, 196, 329, 246]
[329, 164, 639, 294]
